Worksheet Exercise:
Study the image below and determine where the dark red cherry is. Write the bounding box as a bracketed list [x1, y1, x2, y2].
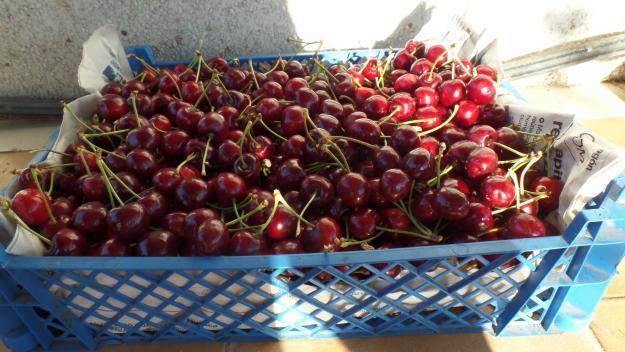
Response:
[479, 104, 509, 128]
[320, 99, 343, 118]
[466, 147, 498, 179]
[175, 178, 210, 210]
[126, 148, 159, 177]
[136, 230, 178, 256]
[152, 168, 182, 196]
[495, 127, 525, 158]
[40, 214, 72, 239]
[348, 208, 380, 240]
[373, 146, 400, 175]
[273, 239, 303, 254]
[479, 175, 516, 208]
[468, 125, 497, 147]
[90, 237, 131, 257]
[216, 140, 242, 170]
[438, 79, 465, 107]
[81, 173, 107, 202]
[390, 125, 421, 155]
[367, 178, 389, 207]
[394, 73, 418, 93]
[126, 126, 161, 152]
[276, 159, 305, 191]
[256, 97, 283, 123]
[444, 140, 479, 168]
[441, 177, 471, 196]
[48, 229, 88, 256]
[454, 100, 480, 128]
[97, 94, 130, 121]
[411, 190, 439, 223]
[215, 172, 248, 203]
[347, 118, 381, 144]
[393, 50, 416, 70]
[161, 130, 190, 160]
[294, 88, 320, 112]
[281, 105, 307, 136]
[176, 106, 203, 133]
[197, 112, 228, 142]
[50, 197, 76, 217]
[229, 231, 261, 255]
[413, 106, 442, 131]
[72, 201, 107, 238]
[162, 211, 187, 237]
[337, 172, 369, 208]
[182, 208, 218, 239]
[300, 217, 342, 253]
[300, 175, 335, 206]
[462, 202, 494, 234]
[531, 177, 564, 213]
[467, 75, 496, 105]
[149, 114, 171, 131]
[420, 136, 440, 156]
[363, 95, 389, 120]
[313, 113, 342, 135]
[281, 134, 306, 159]
[107, 202, 150, 242]
[194, 219, 229, 256]
[137, 191, 168, 225]
[433, 187, 470, 220]
[380, 168, 410, 202]
[401, 147, 434, 181]
[503, 213, 546, 239]
[265, 205, 297, 241]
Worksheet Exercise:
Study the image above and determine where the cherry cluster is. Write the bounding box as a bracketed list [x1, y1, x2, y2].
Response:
[5, 40, 564, 257]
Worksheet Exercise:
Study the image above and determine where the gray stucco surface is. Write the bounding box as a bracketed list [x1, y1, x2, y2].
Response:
[1, 0, 623, 98]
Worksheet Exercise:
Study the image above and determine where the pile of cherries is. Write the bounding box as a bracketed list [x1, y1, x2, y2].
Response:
[5, 39, 564, 258]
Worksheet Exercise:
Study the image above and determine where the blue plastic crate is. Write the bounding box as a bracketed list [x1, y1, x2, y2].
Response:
[0, 47, 625, 351]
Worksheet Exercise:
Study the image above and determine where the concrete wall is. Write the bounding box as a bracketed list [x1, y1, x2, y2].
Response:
[1, 0, 624, 98]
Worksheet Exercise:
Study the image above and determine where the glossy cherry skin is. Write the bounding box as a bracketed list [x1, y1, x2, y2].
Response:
[503, 213, 546, 239]
[462, 202, 494, 234]
[444, 140, 479, 168]
[380, 168, 410, 202]
[281, 134, 306, 159]
[438, 79, 466, 107]
[466, 75, 496, 105]
[266, 205, 297, 241]
[313, 114, 342, 135]
[97, 94, 130, 121]
[126, 126, 161, 152]
[229, 231, 261, 255]
[194, 219, 229, 256]
[182, 208, 218, 241]
[281, 105, 307, 136]
[157, 71, 181, 95]
[276, 159, 306, 191]
[300, 175, 335, 207]
[413, 106, 442, 131]
[48, 229, 88, 256]
[373, 146, 401, 175]
[465, 147, 498, 179]
[71, 201, 107, 237]
[454, 100, 480, 128]
[433, 187, 470, 220]
[409, 58, 433, 76]
[348, 208, 380, 240]
[441, 177, 471, 196]
[419, 136, 440, 157]
[175, 178, 210, 210]
[90, 237, 131, 257]
[388, 92, 416, 122]
[10, 188, 51, 226]
[40, 214, 72, 239]
[389, 125, 420, 155]
[367, 178, 389, 207]
[162, 211, 187, 237]
[479, 104, 509, 128]
[197, 112, 228, 142]
[294, 88, 320, 112]
[216, 140, 241, 170]
[137, 191, 168, 225]
[414, 86, 439, 107]
[380, 207, 410, 241]
[495, 127, 525, 158]
[531, 177, 564, 213]
[126, 148, 159, 178]
[107, 202, 150, 243]
[301, 217, 342, 253]
[233, 153, 261, 184]
[337, 172, 370, 208]
[425, 44, 448, 64]
[468, 125, 497, 147]
[393, 50, 416, 70]
[401, 147, 434, 181]
[81, 172, 107, 202]
[215, 172, 248, 204]
[394, 73, 419, 93]
[160, 130, 190, 160]
[363, 95, 389, 120]
[347, 118, 381, 144]
[50, 197, 76, 217]
[136, 230, 178, 256]
[151, 168, 182, 196]
[411, 190, 439, 223]
[175, 106, 203, 133]
[479, 175, 516, 208]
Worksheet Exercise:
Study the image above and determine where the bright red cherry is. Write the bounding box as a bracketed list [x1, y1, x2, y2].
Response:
[301, 217, 342, 252]
[438, 79, 466, 107]
[503, 213, 546, 239]
[10, 188, 51, 226]
[466, 75, 496, 105]
[337, 172, 370, 208]
[479, 175, 516, 208]
[465, 147, 498, 179]
[531, 177, 564, 213]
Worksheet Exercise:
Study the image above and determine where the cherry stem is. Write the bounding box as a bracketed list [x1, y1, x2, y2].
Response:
[377, 106, 402, 126]
[201, 135, 213, 177]
[82, 129, 130, 138]
[327, 135, 377, 150]
[163, 70, 183, 99]
[492, 142, 527, 158]
[376, 226, 441, 242]
[29, 149, 70, 157]
[76, 149, 92, 177]
[492, 193, 549, 215]
[95, 159, 123, 206]
[248, 59, 260, 90]
[47, 172, 55, 195]
[340, 231, 383, 248]
[100, 158, 140, 201]
[176, 153, 197, 174]
[257, 117, 287, 142]
[31, 169, 56, 224]
[63, 102, 92, 131]
[195, 52, 203, 84]
[519, 151, 542, 196]
[394, 201, 433, 236]
[419, 105, 459, 136]
[226, 200, 269, 227]
[427, 164, 453, 188]
[296, 192, 316, 237]
[263, 57, 282, 75]
[127, 54, 159, 74]
[434, 143, 447, 188]
[377, 50, 395, 88]
[273, 190, 314, 227]
[427, 47, 450, 81]
[312, 59, 339, 82]
[474, 227, 502, 238]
